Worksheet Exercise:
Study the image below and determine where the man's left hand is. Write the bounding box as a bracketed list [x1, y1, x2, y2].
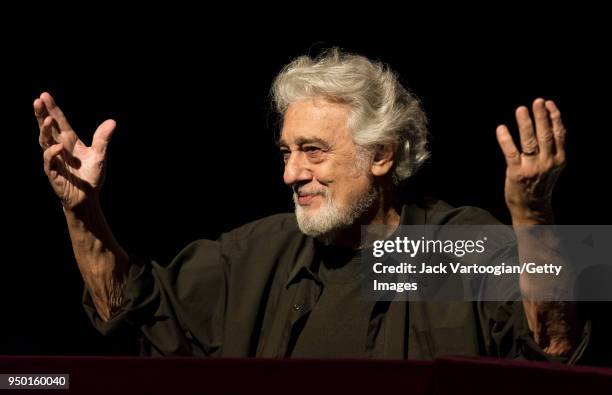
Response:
[496, 98, 566, 225]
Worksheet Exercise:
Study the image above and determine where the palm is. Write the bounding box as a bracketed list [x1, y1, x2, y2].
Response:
[36, 93, 116, 209]
[50, 136, 102, 207]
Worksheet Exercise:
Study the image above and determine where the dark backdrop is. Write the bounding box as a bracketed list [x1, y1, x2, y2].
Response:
[2, 11, 610, 355]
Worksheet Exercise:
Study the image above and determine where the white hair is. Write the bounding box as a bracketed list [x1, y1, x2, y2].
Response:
[272, 47, 430, 184]
[293, 183, 379, 244]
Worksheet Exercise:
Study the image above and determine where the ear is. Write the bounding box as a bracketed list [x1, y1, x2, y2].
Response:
[370, 143, 397, 177]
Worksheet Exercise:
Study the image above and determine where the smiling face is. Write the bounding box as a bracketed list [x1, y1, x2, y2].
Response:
[279, 98, 379, 241]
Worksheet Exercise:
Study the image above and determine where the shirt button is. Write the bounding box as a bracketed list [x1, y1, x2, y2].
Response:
[293, 303, 303, 311]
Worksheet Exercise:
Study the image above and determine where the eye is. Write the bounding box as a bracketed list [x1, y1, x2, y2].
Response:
[280, 148, 291, 163]
[302, 145, 326, 163]
[303, 145, 322, 154]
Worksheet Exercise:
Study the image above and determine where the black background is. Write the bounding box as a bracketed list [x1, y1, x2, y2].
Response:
[2, 9, 610, 355]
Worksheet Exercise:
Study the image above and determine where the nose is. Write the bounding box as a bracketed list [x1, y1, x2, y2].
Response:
[283, 151, 313, 186]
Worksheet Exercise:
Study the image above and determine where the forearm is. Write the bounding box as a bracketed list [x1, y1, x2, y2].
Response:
[63, 197, 129, 322]
[513, 213, 579, 356]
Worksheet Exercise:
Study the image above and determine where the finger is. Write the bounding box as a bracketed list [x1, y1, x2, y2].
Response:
[37, 107, 80, 152]
[43, 143, 64, 175]
[496, 125, 521, 168]
[92, 119, 117, 156]
[39, 116, 57, 149]
[545, 100, 567, 162]
[516, 106, 539, 157]
[40, 92, 73, 132]
[532, 98, 554, 158]
[33, 98, 48, 129]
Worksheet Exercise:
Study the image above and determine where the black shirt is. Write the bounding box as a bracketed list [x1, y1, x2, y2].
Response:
[290, 246, 374, 358]
[82, 198, 594, 363]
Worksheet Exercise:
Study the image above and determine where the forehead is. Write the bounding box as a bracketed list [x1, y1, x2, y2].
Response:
[279, 98, 352, 145]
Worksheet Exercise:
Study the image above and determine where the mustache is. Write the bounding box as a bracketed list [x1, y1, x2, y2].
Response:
[292, 185, 327, 196]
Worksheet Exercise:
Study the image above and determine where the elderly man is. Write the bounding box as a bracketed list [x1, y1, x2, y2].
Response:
[36, 49, 585, 360]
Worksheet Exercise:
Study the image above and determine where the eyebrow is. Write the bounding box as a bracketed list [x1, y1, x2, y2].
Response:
[276, 137, 331, 149]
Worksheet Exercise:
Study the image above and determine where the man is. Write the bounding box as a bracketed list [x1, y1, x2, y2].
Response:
[36, 49, 586, 360]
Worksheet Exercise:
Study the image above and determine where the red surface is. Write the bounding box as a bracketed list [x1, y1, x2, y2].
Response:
[433, 356, 612, 395]
[1, 355, 611, 394]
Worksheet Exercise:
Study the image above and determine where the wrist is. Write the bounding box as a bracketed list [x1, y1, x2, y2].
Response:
[510, 205, 555, 225]
[63, 194, 102, 221]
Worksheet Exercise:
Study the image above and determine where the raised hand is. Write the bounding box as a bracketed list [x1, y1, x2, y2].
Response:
[35, 92, 117, 209]
[495, 98, 566, 224]
[496, 99, 581, 355]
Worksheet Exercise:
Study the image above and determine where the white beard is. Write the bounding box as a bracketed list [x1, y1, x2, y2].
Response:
[293, 184, 379, 244]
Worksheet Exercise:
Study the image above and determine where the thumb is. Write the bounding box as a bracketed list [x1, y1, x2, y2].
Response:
[92, 119, 117, 156]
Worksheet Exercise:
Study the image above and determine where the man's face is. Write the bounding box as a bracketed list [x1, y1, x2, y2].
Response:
[279, 98, 378, 239]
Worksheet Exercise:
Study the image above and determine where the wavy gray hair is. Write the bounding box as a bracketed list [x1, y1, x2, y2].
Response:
[271, 48, 430, 184]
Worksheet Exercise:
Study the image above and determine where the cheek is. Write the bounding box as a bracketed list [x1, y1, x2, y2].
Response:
[310, 164, 333, 185]
[329, 173, 371, 204]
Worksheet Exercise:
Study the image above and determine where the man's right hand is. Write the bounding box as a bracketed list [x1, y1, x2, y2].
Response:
[35, 92, 117, 209]
[35, 92, 128, 321]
